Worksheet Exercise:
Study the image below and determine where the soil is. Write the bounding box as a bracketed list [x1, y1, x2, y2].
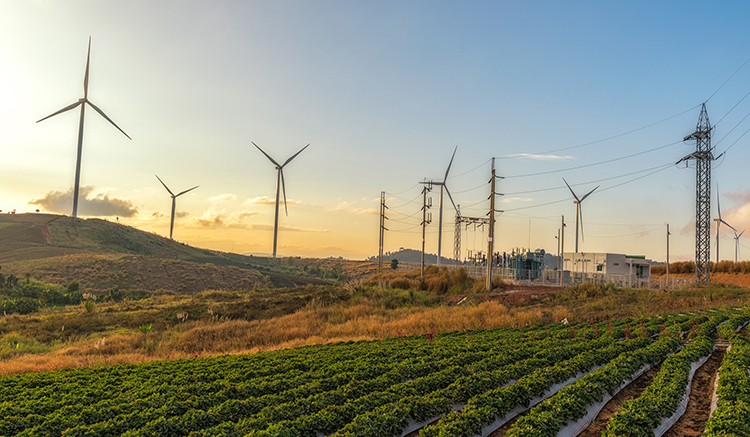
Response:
[578, 365, 660, 437]
[663, 348, 725, 437]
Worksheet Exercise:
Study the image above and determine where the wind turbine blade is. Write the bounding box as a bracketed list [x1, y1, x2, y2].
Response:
[252, 142, 281, 167]
[444, 185, 458, 212]
[580, 185, 600, 202]
[87, 100, 131, 140]
[720, 219, 737, 233]
[739, 230, 745, 238]
[36, 101, 83, 123]
[443, 145, 458, 182]
[579, 206, 585, 242]
[155, 175, 174, 196]
[562, 178, 580, 202]
[280, 169, 288, 216]
[282, 143, 310, 167]
[717, 183, 722, 220]
[176, 186, 199, 197]
[84, 37, 91, 99]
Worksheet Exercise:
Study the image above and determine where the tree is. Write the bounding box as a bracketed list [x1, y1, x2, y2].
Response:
[391, 259, 399, 270]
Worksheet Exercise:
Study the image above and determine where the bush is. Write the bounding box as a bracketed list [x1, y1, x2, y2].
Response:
[83, 300, 96, 313]
[390, 277, 412, 290]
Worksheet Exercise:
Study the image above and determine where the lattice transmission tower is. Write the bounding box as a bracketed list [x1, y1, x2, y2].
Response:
[678, 103, 717, 285]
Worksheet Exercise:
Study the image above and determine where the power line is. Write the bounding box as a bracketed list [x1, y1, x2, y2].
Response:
[504, 141, 682, 179]
[386, 190, 422, 209]
[597, 163, 673, 194]
[386, 182, 420, 196]
[706, 54, 750, 103]
[714, 88, 750, 127]
[587, 226, 664, 239]
[503, 162, 674, 196]
[720, 124, 750, 155]
[502, 163, 673, 212]
[448, 157, 492, 179]
[498, 105, 700, 159]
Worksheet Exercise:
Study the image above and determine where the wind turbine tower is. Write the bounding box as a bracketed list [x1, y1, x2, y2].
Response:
[37, 37, 131, 218]
[423, 146, 458, 267]
[252, 142, 309, 258]
[155, 175, 198, 240]
[563, 178, 599, 253]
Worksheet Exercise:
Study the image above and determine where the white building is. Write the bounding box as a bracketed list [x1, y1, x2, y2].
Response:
[563, 252, 651, 279]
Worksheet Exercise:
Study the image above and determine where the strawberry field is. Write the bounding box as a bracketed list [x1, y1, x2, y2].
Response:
[0, 309, 748, 437]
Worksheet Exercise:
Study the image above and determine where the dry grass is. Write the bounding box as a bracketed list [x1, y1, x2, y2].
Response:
[1, 270, 749, 376]
[652, 261, 750, 275]
[0, 299, 557, 375]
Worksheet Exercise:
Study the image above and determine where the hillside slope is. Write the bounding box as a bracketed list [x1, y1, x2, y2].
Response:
[0, 214, 332, 292]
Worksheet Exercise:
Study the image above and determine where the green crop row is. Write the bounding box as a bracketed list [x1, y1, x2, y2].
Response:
[704, 334, 750, 437]
[0, 314, 702, 437]
[602, 330, 717, 436]
[506, 325, 684, 437]
[418, 337, 652, 437]
[187, 336, 614, 437]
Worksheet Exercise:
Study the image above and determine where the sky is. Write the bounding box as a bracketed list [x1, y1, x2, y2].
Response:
[2, 1, 750, 262]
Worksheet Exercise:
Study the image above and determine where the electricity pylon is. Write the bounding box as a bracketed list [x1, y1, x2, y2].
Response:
[678, 103, 718, 285]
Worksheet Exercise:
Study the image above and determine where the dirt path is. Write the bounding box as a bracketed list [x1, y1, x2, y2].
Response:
[577, 365, 660, 437]
[486, 410, 525, 436]
[663, 348, 725, 437]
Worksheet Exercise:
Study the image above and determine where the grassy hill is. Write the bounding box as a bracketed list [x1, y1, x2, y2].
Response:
[0, 213, 341, 293]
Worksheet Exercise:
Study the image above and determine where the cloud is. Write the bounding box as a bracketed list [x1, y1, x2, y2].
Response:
[176, 211, 189, 218]
[326, 201, 378, 215]
[722, 190, 750, 234]
[30, 186, 138, 217]
[506, 154, 575, 161]
[210, 193, 238, 203]
[249, 224, 328, 233]
[186, 208, 262, 228]
[152, 212, 165, 218]
[500, 197, 533, 203]
[188, 209, 224, 227]
[245, 196, 301, 206]
[724, 189, 750, 204]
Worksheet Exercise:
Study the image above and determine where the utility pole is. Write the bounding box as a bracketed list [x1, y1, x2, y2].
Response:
[678, 103, 717, 286]
[421, 182, 432, 279]
[454, 206, 461, 264]
[560, 215, 565, 285]
[487, 158, 503, 291]
[378, 191, 388, 274]
[666, 223, 670, 284]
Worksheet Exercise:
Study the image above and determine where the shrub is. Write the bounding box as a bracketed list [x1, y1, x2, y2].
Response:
[83, 300, 96, 313]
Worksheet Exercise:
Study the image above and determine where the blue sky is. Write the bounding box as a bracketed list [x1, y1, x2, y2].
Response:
[1, 1, 750, 261]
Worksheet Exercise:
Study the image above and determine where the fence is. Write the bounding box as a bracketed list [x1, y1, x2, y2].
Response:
[393, 262, 692, 290]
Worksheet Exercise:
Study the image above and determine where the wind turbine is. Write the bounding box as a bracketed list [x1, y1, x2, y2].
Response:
[563, 178, 599, 253]
[715, 185, 736, 263]
[36, 37, 131, 218]
[252, 142, 309, 258]
[733, 229, 744, 263]
[155, 175, 198, 240]
[423, 146, 458, 267]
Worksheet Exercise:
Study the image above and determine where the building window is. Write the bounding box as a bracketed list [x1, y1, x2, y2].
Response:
[613, 263, 619, 266]
[596, 265, 603, 272]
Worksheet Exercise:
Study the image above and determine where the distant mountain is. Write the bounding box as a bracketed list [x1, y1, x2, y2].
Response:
[0, 213, 332, 293]
[367, 248, 454, 265]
